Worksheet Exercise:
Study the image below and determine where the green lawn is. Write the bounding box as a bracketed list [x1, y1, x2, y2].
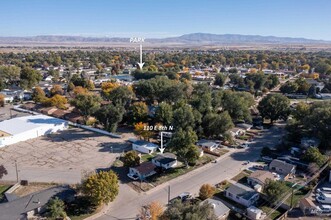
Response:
[148, 155, 214, 186]
[149, 165, 195, 185]
[140, 153, 157, 162]
[0, 185, 10, 194]
[231, 170, 252, 183]
[260, 206, 282, 220]
[0, 185, 11, 202]
[284, 187, 309, 207]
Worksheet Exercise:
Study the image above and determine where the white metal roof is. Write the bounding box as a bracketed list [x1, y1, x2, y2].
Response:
[0, 114, 67, 135]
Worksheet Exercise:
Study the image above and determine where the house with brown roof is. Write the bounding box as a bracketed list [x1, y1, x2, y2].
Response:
[64, 112, 84, 124]
[39, 107, 57, 115]
[299, 198, 319, 216]
[51, 109, 68, 119]
[247, 170, 280, 192]
[129, 161, 157, 180]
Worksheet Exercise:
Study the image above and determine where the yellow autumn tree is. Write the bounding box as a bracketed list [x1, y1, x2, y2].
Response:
[149, 201, 164, 220]
[101, 81, 119, 98]
[73, 86, 89, 96]
[50, 95, 68, 109]
[0, 94, 5, 107]
[134, 122, 153, 141]
[81, 170, 119, 206]
[199, 184, 216, 200]
[50, 84, 64, 96]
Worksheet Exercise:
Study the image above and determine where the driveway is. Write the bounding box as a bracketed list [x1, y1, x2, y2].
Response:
[0, 128, 133, 184]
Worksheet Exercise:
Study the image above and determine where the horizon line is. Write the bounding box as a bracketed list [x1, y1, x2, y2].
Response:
[0, 33, 329, 42]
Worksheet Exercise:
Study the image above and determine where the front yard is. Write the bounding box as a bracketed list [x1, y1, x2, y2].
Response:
[148, 155, 215, 186]
[0, 185, 11, 202]
[231, 170, 253, 183]
[127, 154, 217, 192]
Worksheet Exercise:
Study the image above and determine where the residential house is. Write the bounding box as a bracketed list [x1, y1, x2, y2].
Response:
[0, 186, 74, 220]
[196, 139, 219, 152]
[63, 112, 84, 124]
[299, 198, 319, 216]
[229, 128, 245, 137]
[51, 109, 69, 119]
[247, 170, 280, 192]
[129, 161, 157, 180]
[236, 123, 253, 131]
[247, 206, 263, 220]
[23, 92, 33, 101]
[132, 140, 159, 154]
[269, 159, 296, 179]
[152, 153, 177, 170]
[305, 78, 324, 91]
[301, 137, 320, 148]
[22, 103, 38, 111]
[225, 183, 259, 207]
[39, 107, 57, 115]
[200, 198, 230, 220]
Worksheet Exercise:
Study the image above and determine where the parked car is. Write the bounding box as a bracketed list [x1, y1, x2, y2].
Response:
[178, 192, 192, 201]
[253, 165, 265, 170]
[318, 204, 331, 213]
[169, 192, 192, 204]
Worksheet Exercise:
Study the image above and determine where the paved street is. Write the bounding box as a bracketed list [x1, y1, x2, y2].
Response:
[94, 122, 286, 220]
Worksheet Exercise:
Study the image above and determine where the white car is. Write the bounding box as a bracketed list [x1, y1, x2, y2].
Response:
[127, 173, 139, 180]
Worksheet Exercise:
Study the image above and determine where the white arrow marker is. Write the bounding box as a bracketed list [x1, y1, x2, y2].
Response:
[159, 131, 166, 154]
[137, 43, 144, 70]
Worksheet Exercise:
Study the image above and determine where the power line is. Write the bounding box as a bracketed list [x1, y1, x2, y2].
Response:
[263, 161, 329, 219]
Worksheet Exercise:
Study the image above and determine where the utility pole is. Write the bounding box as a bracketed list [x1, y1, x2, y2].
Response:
[14, 160, 19, 183]
[168, 185, 171, 205]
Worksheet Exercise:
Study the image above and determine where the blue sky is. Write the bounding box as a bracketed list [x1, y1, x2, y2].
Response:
[0, 0, 330, 40]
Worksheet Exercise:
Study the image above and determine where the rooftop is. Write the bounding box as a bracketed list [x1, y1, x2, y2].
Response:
[0, 186, 74, 220]
[133, 140, 159, 149]
[0, 115, 67, 136]
[153, 153, 177, 165]
[248, 170, 277, 184]
[269, 159, 296, 174]
[226, 183, 258, 200]
[134, 161, 156, 175]
[200, 198, 230, 217]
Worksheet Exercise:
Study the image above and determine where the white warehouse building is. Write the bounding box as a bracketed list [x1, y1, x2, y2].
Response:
[0, 115, 68, 148]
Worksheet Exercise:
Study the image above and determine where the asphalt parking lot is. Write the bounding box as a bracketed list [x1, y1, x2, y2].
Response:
[0, 105, 30, 122]
[0, 128, 133, 184]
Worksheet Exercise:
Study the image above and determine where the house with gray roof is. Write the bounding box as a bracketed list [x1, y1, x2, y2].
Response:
[269, 159, 296, 179]
[0, 186, 74, 220]
[225, 183, 259, 207]
[152, 153, 177, 170]
[196, 139, 219, 152]
[200, 198, 230, 219]
[132, 140, 159, 154]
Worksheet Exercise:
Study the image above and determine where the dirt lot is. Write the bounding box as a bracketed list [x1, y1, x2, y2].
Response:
[0, 128, 133, 184]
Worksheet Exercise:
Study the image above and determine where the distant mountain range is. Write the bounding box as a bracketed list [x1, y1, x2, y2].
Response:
[0, 33, 330, 45]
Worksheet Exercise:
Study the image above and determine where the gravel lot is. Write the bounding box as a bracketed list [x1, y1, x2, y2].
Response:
[0, 128, 133, 184]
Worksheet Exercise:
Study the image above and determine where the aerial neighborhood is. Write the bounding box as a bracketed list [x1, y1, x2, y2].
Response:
[0, 46, 330, 220]
[0, 1, 331, 218]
